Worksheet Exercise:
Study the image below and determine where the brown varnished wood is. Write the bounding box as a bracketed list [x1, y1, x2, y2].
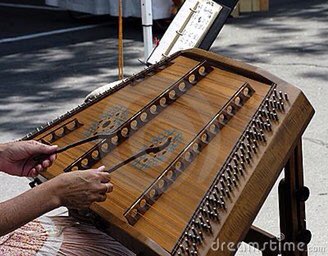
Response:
[26, 49, 314, 255]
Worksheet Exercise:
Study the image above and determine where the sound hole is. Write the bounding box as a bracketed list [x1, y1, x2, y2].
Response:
[160, 150, 167, 156]
[102, 120, 111, 128]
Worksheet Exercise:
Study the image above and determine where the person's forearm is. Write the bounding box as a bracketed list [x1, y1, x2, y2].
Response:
[0, 143, 7, 171]
[0, 180, 60, 236]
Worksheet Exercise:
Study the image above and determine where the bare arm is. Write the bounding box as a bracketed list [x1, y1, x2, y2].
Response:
[0, 179, 60, 236]
[0, 167, 112, 237]
[0, 141, 113, 236]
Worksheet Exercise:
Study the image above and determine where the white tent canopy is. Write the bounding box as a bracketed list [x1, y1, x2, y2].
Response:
[45, 0, 172, 19]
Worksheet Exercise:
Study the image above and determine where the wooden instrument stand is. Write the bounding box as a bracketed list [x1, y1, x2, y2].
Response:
[244, 139, 311, 256]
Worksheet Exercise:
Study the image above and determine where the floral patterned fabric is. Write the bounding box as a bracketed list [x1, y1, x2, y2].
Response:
[0, 215, 135, 256]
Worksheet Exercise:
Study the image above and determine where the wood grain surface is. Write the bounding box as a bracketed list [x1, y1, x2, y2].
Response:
[27, 49, 314, 256]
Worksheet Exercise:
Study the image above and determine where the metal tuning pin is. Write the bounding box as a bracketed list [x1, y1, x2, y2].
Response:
[198, 231, 204, 241]
[234, 171, 239, 181]
[233, 157, 238, 166]
[179, 245, 185, 253]
[274, 89, 278, 97]
[205, 220, 212, 232]
[273, 100, 278, 109]
[240, 153, 245, 162]
[284, 93, 289, 101]
[253, 139, 258, 148]
[240, 161, 245, 170]
[211, 192, 219, 202]
[279, 91, 283, 99]
[192, 219, 201, 229]
[184, 236, 190, 246]
[219, 186, 226, 196]
[252, 145, 257, 154]
[220, 179, 226, 189]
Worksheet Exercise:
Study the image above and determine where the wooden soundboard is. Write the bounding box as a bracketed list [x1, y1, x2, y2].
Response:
[25, 49, 314, 255]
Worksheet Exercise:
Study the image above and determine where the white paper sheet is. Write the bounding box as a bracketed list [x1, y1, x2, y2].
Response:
[147, 0, 222, 64]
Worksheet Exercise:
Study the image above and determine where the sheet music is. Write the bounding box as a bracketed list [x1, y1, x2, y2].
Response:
[147, 0, 223, 64]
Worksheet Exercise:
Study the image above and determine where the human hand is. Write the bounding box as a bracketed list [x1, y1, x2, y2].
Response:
[0, 140, 58, 177]
[49, 166, 113, 210]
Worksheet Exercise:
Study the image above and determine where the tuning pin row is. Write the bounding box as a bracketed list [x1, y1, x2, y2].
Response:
[176, 88, 289, 256]
[270, 89, 289, 113]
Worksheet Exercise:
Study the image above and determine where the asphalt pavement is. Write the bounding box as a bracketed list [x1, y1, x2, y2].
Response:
[0, 0, 327, 255]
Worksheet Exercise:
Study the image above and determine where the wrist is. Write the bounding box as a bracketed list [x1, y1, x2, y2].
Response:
[40, 179, 62, 209]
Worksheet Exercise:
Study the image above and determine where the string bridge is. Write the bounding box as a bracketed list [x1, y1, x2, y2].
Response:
[64, 60, 213, 172]
[124, 82, 255, 225]
[38, 118, 83, 144]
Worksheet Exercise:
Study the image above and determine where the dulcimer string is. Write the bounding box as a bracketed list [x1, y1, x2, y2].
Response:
[108, 112, 268, 225]
[51, 104, 262, 218]
[34, 66, 266, 230]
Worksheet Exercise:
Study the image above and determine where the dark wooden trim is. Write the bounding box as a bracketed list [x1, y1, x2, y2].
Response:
[244, 140, 311, 256]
